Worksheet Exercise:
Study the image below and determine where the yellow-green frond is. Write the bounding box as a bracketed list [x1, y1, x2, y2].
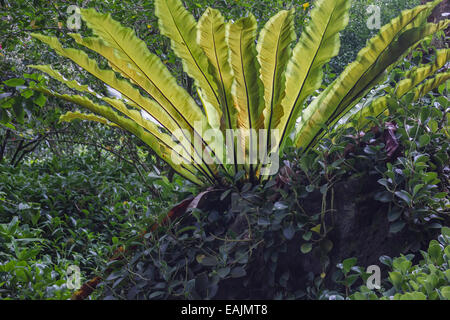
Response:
[37, 87, 204, 185]
[30, 33, 180, 134]
[60, 111, 117, 127]
[395, 48, 450, 97]
[411, 71, 450, 101]
[228, 15, 264, 132]
[294, 1, 447, 151]
[74, 9, 210, 140]
[257, 9, 296, 133]
[197, 8, 235, 132]
[155, 0, 222, 129]
[275, 0, 351, 150]
[29, 65, 96, 96]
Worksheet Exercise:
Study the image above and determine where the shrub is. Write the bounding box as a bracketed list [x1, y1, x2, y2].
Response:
[28, 0, 449, 186]
[325, 227, 450, 300]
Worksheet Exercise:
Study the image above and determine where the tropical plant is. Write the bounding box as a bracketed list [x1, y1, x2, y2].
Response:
[29, 0, 449, 186]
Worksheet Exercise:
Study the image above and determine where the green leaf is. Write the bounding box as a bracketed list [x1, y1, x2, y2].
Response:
[428, 119, 438, 133]
[148, 291, 164, 299]
[418, 134, 431, 147]
[442, 227, 450, 238]
[3, 78, 25, 87]
[283, 225, 295, 240]
[394, 190, 412, 205]
[230, 266, 246, 278]
[196, 255, 218, 266]
[344, 274, 359, 286]
[21, 89, 34, 99]
[217, 267, 230, 278]
[13, 103, 25, 123]
[300, 243, 312, 254]
[389, 271, 403, 288]
[320, 239, 333, 253]
[15, 268, 30, 282]
[389, 221, 406, 234]
[33, 93, 46, 107]
[379, 255, 393, 267]
[412, 184, 424, 196]
[428, 243, 443, 264]
[423, 172, 438, 184]
[342, 257, 357, 274]
[388, 209, 402, 222]
[445, 246, 450, 258]
[378, 178, 390, 189]
[0, 108, 10, 124]
[441, 286, 450, 300]
[393, 258, 412, 274]
[302, 231, 312, 241]
[398, 292, 426, 300]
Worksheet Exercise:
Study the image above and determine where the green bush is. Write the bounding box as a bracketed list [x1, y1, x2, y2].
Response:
[325, 227, 450, 300]
[0, 152, 186, 299]
[373, 66, 449, 233]
[0, 215, 72, 299]
[97, 93, 449, 299]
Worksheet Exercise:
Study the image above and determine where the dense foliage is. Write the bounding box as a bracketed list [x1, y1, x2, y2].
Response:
[93, 89, 449, 299]
[0, 153, 190, 299]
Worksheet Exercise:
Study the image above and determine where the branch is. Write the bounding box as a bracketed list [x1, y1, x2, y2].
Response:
[0, 129, 11, 163]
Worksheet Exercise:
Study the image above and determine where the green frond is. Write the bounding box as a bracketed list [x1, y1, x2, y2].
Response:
[60, 111, 117, 127]
[227, 15, 264, 175]
[257, 9, 296, 133]
[29, 0, 448, 185]
[154, 0, 222, 130]
[294, 1, 448, 151]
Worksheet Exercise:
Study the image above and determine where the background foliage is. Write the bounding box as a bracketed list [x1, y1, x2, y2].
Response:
[96, 89, 449, 299]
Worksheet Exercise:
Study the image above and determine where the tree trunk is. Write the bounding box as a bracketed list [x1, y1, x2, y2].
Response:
[420, 0, 449, 46]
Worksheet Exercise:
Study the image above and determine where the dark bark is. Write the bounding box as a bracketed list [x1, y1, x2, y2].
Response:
[0, 129, 11, 163]
[214, 175, 437, 299]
